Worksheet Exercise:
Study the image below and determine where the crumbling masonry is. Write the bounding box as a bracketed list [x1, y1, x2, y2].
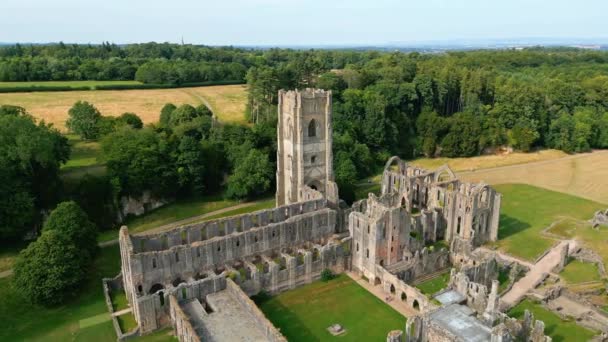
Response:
[112, 88, 550, 342]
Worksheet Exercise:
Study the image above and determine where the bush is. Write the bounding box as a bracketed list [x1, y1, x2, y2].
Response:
[321, 268, 335, 282]
[66, 101, 102, 140]
[13, 230, 86, 306]
[42, 201, 98, 259]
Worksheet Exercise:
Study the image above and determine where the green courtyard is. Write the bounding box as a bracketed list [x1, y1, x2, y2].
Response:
[492, 184, 604, 261]
[254, 274, 405, 341]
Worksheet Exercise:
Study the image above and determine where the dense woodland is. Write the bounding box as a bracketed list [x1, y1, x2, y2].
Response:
[2, 44, 608, 304]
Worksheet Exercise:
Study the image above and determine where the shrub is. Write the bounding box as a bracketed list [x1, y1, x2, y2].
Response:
[321, 268, 335, 282]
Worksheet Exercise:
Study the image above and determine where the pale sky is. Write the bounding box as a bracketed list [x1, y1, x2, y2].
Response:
[1, 0, 606, 46]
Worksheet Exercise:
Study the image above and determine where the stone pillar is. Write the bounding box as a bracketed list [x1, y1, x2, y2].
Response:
[284, 253, 297, 290]
[530, 320, 547, 342]
[387, 330, 403, 342]
[246, 262, 261, 294]
[301, 249, 313, 284]
[554, 242, 569, 273]
[483, 280, 500, 325]
[490, 323, 512, 342]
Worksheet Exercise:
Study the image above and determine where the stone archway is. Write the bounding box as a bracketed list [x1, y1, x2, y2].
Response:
[149, 283, 164, 295]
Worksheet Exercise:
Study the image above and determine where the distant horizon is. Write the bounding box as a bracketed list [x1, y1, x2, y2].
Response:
[2, 0, 607, 46]
[2, 37, 608, 49]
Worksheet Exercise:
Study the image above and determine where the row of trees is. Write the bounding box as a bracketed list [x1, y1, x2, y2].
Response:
[245, 48, 608, 188]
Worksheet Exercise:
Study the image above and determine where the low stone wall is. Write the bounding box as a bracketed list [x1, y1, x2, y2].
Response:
[102, 275, 140, 341]
[169, 295, 201, 342]
[225, 279, 286, 342]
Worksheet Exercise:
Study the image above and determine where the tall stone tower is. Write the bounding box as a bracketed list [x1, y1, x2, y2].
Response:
[276, 89, 337, 206]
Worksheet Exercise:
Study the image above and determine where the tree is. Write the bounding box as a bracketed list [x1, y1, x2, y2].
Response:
[334, 151, 358, 203]
[13, 230, 86, 306]
[511, 119, 539, 152]
[599, 112, 608, 148]
[0, 112, 69, 239]
[42, 201, 98, 258]
[66, 101, 102, 139]
[226, 149, 273, 199]
[101, 127, 177, 197]
[440, 112, 481, 157]
[548, 112, 576, 153]
[159, 103, 176, 127]
[169, 104, 198, 127]
[175, 136, 206, 195]
[117, 112, 143, 129]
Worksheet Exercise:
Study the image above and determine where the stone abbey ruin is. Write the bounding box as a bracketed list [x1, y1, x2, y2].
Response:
[108, 88, 555, 341]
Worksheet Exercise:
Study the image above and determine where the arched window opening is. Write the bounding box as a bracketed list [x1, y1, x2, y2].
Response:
[390, 284, 396, 294]
[413, 299, 420, 311]
[401, 292, 407, 302]
[308, 119, 317, 137]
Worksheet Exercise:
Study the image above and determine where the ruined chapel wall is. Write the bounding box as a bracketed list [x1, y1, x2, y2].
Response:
[131, 198, 328, 253]
[125, 208, 337, 296]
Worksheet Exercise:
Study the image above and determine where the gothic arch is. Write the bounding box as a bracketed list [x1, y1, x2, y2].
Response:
[308, 119, 317, 137]
[434, 165, 456, 183]
[383, 156, 406, 173]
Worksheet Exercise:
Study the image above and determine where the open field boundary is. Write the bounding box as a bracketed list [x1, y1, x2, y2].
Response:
[0, 80, 244, 93]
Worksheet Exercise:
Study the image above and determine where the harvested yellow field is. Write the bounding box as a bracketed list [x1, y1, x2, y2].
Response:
[0, 84, 248, 130]
[459, 150, 608, 204]
[410, 149, 568, 172]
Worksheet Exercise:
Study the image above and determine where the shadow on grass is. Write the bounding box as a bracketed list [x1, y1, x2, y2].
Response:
[252, 292, 318, 341]
[497, 214, 531, 240]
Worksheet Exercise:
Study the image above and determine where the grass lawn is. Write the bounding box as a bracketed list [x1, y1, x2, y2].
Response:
[490, 184, 604, 261]
[117, 313, 138, 333]
[415, 272, 450, 296]
[202, 198, 275, 221]
[254, 274, 404, 341]
[509, 299, 596, 342]
[111, 289, 130, 312]
[548, 218, 608, 270]
[560, 259, 601, 284]
[61, 134, 103, 171]
[0, 245, 122, 341]
[0, 80, 142, 89]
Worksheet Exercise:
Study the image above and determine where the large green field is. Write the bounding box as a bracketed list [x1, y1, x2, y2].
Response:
[254, 274, 405, 341]
[509, 299, 596, 342]
[492, 184, 604, 261]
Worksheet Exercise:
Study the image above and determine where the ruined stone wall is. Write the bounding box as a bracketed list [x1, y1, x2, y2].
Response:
[134, 275, 226, 334]
[121, 206, 336, 297]
[277, 89, 335, 206]
[380, 156, 501, 249]
[448, 259, 499, 314]
[169, 295, 202, 342]
[130, 198, 328, 253]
